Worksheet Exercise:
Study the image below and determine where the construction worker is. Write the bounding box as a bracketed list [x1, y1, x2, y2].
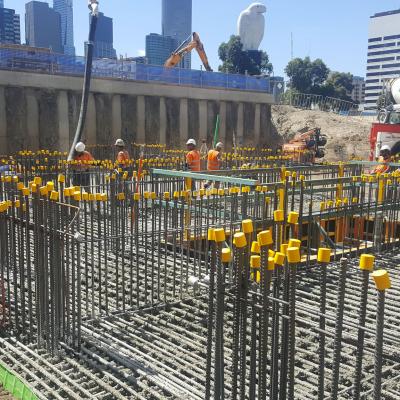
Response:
[72, 142, 94, 187]
[185, 139, 201, 172]
[204, 142, 223, 189]
[115, 139, 130, 169]
[185, 139, 200, 190]
[372, 145, 392, 174]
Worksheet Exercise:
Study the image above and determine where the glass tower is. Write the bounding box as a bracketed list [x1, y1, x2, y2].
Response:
[0, 6, 20, 44]
[162, 0, 192, 69]
[25, 1, 62, 53]
[0, 1, 4, 9]
[53, 0, 75, 55]
[146, 33, 178, 66]
[92, 12, 117, 59]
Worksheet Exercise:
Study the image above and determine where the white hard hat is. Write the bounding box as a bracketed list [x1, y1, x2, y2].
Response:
[381, 145, 391, 152]
[216, 142, 223, 149]
[75, 142, 85, 152]
[186, 139, 196, 146]
[115, 139, 125, 147]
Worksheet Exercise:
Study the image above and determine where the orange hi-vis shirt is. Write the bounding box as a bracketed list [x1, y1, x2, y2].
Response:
[207, 150, 221, 171]
[117, 150, 130, 165]
[74, 151, 94, 170]
[186, 150, 201, 171]
[372, 156, 391, 174]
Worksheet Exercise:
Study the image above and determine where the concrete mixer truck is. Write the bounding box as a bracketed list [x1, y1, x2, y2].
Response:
[370, 77, 400, 160]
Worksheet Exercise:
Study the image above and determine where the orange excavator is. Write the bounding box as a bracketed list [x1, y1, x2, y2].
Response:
[164, 32, 213, 71]
[281, 128, 327, 163]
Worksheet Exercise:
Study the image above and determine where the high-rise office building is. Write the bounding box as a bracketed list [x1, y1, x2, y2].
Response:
[0, 1, 4, 9]
[93, 12, 116, 59]
[146, 33, 178, 66]
[351, 76, 365, 104]
[365, 10, 400, 109]
[25, 1, 62, 53]
[162, 0, 192, 69]
[0, 5, 20, 44]
[53, 0, 75, 55]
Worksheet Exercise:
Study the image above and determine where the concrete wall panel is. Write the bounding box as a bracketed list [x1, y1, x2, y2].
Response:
[165, 97, 180, 148]
[243, 103, 255, 146]
[145, 96, 160, 143]
[5, 87, 27, 153]
[94, 93, 112, 145]
[36, 89, 59, 149]
[120, 95, 137, 144]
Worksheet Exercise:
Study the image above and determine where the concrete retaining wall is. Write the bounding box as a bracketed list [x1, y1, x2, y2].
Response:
[0, 70, 278, 154]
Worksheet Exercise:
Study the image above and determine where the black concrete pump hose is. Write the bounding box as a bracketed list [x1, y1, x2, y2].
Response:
[67, 8, 98, 161]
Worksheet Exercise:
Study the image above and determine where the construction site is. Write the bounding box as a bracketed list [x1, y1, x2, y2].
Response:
[0, 1, 400, 400]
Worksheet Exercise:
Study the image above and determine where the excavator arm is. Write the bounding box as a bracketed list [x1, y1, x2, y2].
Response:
[164, 32, 213, 72]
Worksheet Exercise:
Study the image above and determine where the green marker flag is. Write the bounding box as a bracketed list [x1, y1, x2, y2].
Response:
[213, 114, 220, 148]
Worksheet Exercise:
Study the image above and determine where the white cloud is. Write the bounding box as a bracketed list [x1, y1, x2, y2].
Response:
[137, 49, 146, 57]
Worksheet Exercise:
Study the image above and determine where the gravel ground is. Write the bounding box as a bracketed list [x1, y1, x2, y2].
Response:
[272, 105, 373, 162]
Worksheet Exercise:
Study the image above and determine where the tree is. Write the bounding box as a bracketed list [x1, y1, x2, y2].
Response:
[285, 57, 355, 101]
[218, 35, 273, 75]
[285, 57, 329, 93]
[325, 72, 354, 101]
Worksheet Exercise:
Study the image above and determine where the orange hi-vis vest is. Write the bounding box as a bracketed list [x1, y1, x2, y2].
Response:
[117, 150, 130, 164]
[186, 150, 201, 171]
[74, 151, 94, 170]
[207, 150, 220, 171]
[372, 156, 391, 174]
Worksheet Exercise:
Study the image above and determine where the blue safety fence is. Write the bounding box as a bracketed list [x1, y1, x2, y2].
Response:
[0, 47, 271, 93]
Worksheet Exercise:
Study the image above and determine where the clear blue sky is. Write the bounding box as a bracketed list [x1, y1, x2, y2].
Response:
[6, 0, 400, 77]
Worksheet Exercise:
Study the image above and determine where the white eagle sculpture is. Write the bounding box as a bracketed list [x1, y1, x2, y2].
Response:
[237, 3, 267, 51]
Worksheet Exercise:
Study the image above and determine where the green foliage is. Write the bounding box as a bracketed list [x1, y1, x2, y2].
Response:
[218, 35, 273, 75]
[285, 57, 329, 93]
[285, 57, 354, 101]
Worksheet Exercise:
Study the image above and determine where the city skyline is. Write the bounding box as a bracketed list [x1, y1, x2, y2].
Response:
[4, 0, 400, 79]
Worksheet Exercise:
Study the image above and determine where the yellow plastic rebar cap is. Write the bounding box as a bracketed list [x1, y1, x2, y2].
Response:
[280, 243, 288, 255]
[133, 193, 140, 201]
[267, 257, 275, 271]
[251, 241, 260, 254]
[242, 219, 254, 234]
[214, 228, 226, 243]
[39, 186, 48, 197]
[257, 230, 273, 246]
[359, 254, 375, 271]
[288, 239, 301, 249]
[250, 255, 261, 268]
[287, 247, 301, 264]
[318, 248, 331, 264]
[50, 191, 59, 201]
[233, 232, 247, 248]
[274, 252, 286, 266]
[208, 228, 215, 241]
[372, 270, 391, 291]
[287, 211, 299, 224]
[221, 248, 232, 263]
[269, 249, 275, 258]
[274, 209, 284, 222]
